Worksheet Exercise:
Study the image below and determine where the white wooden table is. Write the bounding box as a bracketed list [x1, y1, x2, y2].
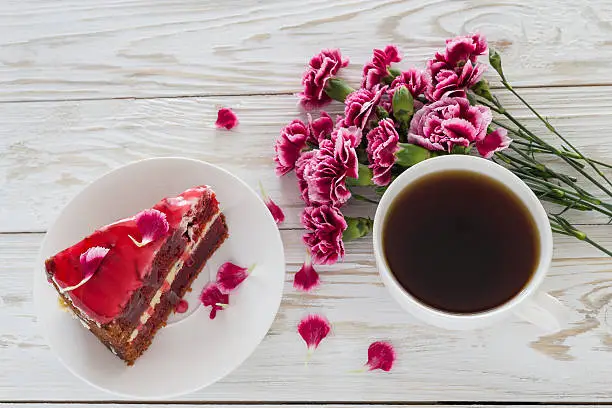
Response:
[2, 1, 612, 407]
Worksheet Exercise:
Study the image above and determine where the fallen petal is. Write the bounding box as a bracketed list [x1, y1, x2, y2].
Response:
[199, 282, 230, 319]
[366, 341, 396, 372]
[216, 107, 239, 130]
[298, 314, 331, 353]
[129, 209, 169, 247]
[476, 127, 512, 159]
[217, 262, 254, 293]
[60, 246, 110, 293]
[293, 255, 320, 292]
[259, 181, 285, 224]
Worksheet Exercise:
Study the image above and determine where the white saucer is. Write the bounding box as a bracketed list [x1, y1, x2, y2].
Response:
[34, 157, 285, 398]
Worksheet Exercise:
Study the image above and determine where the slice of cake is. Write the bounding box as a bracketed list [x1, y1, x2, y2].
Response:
[45, 185, 228, 365]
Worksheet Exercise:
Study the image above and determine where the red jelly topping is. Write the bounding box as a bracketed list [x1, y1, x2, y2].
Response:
[175, 299, 188, 314]
[49, 186, 212, 324]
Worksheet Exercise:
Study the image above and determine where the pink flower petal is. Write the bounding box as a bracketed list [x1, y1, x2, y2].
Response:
[259, 181, 285, 224]
[60, 246, 110, 293]
[298, 314, 331, 353]
[476, 128, 512, 159]
[366, 341, 396, 372]
[216, 262, 254, 293]
[293, 255, 320, 292]
[215, 107, 239, 130]
[199, 282, 229, 319]
[175, 299, 188, 314]
[129, 209, 169, 247]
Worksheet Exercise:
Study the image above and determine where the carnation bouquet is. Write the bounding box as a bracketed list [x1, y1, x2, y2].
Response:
[273, 33, 612, 270]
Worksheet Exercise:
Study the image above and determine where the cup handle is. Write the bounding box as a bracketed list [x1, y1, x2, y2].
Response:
[513, 291, 570, 332]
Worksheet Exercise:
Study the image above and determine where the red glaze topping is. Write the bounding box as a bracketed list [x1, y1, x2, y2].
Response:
[48, 186, 212, 324]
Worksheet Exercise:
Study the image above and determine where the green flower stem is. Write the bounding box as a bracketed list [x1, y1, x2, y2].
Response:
[498, 77, 612, 188]
[351, 193, 379, 205]
[477, 95, 612, 199]
[549, 215, 612, 257]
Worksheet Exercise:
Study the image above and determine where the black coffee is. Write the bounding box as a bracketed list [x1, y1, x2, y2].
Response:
[382, 170, 539, 314]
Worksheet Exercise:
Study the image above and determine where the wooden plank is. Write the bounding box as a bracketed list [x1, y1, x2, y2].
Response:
[2, 87, 612, 233]
[2, 230, 612, 401]
[0, 405, 595, 408]
[0, 0, 611, 101]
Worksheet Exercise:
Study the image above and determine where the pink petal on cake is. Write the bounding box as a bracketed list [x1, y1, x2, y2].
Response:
[199, 282, 230, 319]
[298, 314, 331, 354]
[129, 209, 169, 247]
[293, 255, 320, 292]
[215, 107, 239, 130]
[365, 341, 396, 372]
[216, 262, 255, 293]
[60, 246, 110, 293]
[259, 181, 285, 224]
[175, 299, 188, 314]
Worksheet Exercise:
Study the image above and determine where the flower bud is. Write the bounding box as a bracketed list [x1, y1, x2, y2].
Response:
[343, 217, 373, 241]
[392, 85, 414, 126]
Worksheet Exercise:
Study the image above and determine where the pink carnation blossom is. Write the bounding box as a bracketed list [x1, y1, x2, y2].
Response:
[366, 118, 400, 186]
[199, 282, 229, 320]
[366, 341, 396, 372]
[307, 130, 359, 207]
[308, 111, 334, 144]
[302, 204, 347, 265]
[427, 33, 488, 101]
[343, 86, 385, 129]
[476, 128, 512, 159]
[298, 314, 331, 355]
[408, 97, 492, 153]
[215, 107, 239, 130]
[331, 126, 362, 148]
[390, 68, 431, 98]
[295, 150, 317, 205]
[274, 119, 310, 176]
[293, 254, 320, 292]
[361, 45, 401, 89]
[299, 49, 349, 109]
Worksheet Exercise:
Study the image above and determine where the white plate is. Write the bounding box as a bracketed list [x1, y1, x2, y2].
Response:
[34, 157, 285, 398]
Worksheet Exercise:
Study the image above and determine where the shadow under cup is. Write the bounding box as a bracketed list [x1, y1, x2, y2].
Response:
[380, 168, 541, 315]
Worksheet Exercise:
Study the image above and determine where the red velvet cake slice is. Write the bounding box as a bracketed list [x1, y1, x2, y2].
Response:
[45, 185, 228, 365]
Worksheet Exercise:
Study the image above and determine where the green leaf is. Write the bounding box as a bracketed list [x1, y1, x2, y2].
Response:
[343, 217, 373, 241]
[396, 143, 431, 167]
[346, 163, 373, 186]
[392, 85, 414, 126]
[324, 78, 355, 103]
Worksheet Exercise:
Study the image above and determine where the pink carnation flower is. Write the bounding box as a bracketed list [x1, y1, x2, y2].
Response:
[307, 129, 359, 207]
[408, 97, 492, 153]
[274, 119, 310, 176]
[331, 126, 362, 148]
[427, 33, 488, 101]
[295, 150, 317, 205]
[343, 86, 386, 129]
[302, 204, 347, 265]
[299, 49, 349, 109]
[308, 111, 334, 144]
[215, 107, 239, 130]
[362, 45, 401, 89]
[366, 118, 400, 186]
[390, 68, 431, 98]
[476, 128, 512, 159]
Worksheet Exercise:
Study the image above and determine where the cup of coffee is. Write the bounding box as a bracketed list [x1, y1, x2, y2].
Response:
[373, 155, 569, 331]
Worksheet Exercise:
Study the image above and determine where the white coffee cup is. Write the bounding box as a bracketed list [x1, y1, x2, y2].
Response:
[373, 155, 569, 331]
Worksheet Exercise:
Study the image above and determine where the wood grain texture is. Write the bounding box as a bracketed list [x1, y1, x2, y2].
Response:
[0, 0, 611, 101]
[1, 229, 611, 401]
[2, 86, 612, 233]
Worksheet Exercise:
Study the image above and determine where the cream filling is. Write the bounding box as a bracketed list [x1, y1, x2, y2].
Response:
[128, 211, 221, 342]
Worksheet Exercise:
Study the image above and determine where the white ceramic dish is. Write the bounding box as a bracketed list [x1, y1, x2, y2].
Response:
[34, 157, 285, 398]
